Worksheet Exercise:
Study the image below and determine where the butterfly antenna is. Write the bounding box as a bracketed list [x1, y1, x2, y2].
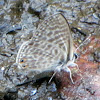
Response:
[73, 34, 92, 86]
[75, 34, 91, 52]
[48, 71, 57, 83]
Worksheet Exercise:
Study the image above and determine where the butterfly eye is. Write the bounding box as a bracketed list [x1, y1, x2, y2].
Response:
[74, 53, 78, 59]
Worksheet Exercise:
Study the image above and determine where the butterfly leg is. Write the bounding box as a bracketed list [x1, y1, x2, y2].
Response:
[48, 63, 76, 84]
[54, 64, 75, 84]
[62, 65, 74, 84]
[66, 60, 80, 72]
[48, 64, 63, 83]
[62, 60, 79, 84]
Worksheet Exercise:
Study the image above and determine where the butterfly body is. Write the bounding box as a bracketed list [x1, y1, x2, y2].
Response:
[14, 13, 76, 85]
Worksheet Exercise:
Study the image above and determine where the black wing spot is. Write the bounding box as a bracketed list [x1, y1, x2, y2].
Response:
[20, 59, 24, 62]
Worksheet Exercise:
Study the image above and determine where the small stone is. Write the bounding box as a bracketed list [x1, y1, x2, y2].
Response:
[94, 49, 100, 62]
[88, 54, 94, 62]
[30, 88, 37, 96]
[47, 82, 57, 92]
[48, 97, 53, 100]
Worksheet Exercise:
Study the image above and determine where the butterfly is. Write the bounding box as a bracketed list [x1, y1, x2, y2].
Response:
[14, 13, 78, 85]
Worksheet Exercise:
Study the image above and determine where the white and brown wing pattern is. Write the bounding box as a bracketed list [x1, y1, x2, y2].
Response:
[15, 13, 75, 84]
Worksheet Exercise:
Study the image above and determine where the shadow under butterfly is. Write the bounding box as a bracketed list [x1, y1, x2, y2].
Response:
[8, 13, 78, 86]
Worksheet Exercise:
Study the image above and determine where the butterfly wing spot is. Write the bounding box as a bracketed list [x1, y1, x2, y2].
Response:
[20, 59, 24, 62]
[20, 58, 27, 64]
[23, 65, 26, 67]
[17, 57, 29, 69]
[22, 65, 28, 68]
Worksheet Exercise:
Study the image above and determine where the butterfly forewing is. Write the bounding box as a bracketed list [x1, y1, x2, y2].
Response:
[16, 13, 73, 76]
[37, 14, 71, 55]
